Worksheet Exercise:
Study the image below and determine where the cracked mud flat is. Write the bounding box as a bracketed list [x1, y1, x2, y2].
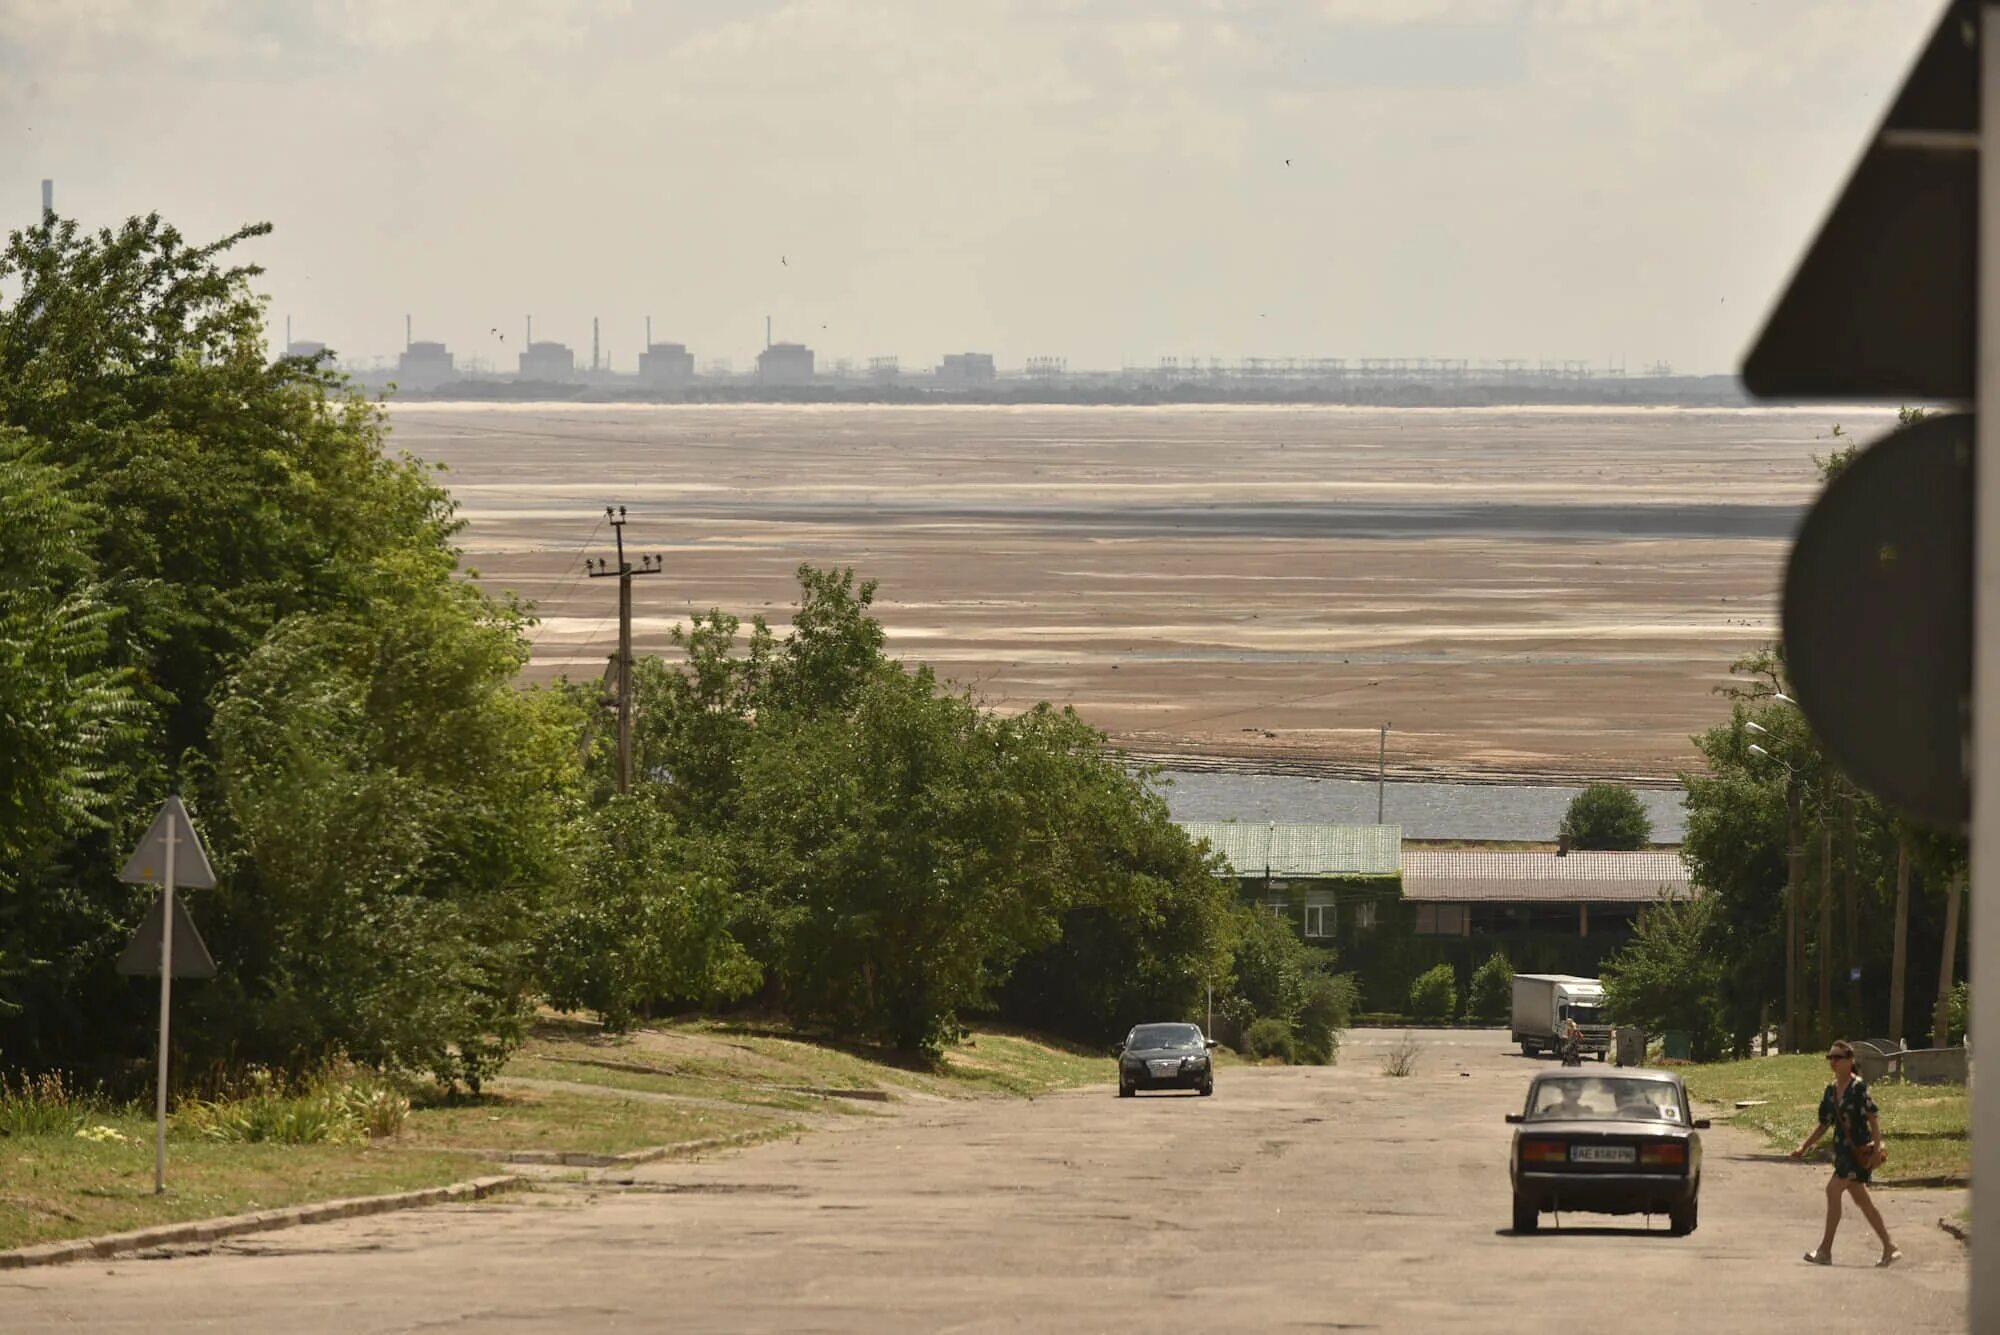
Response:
[389, 403, 1889, 780]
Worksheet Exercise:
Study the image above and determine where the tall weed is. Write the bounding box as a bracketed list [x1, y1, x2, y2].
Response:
[0, 1071, 111, 1136]
[173, 1062, 410, 1144]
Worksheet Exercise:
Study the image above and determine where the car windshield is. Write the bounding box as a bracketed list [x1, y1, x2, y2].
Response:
[1128, 1025, 1203, 1051]
[1527, 1078, 1683, 1123]
[1568, 1005, 1606, 1025]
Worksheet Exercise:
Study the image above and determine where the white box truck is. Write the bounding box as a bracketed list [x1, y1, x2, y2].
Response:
[1511, 974, 1612, 1059]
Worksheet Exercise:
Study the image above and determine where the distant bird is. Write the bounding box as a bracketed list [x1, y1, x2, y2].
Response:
[1284, 158, 1291, 165]
[781, 256, 788, 267]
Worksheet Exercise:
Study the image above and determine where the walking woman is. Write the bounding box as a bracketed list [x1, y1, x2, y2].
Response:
[1791, 1039, 1901, 1267]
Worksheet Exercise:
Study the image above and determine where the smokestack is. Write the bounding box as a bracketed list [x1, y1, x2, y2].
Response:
[286, 315, 292, 350]
[40, 179, 52, 216]
[526, 315, 532, 347]
[646, 315, 652, 349]
[405, 314, 412, 351]
[766, 315, 772, 350]
[593, 317, 600, 373]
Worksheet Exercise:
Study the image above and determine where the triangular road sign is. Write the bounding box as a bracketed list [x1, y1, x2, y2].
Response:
[118, 796, 216, 889]
[1742, 1, 1978, 400]
[115, 892, 217, 979]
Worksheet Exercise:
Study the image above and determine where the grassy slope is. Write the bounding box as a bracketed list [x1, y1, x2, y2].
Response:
[1683, 1055, 1967, 1183]
[0, 1022, 1109, 1251]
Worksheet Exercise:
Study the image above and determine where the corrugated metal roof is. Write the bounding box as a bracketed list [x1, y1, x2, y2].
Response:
[1177, 822, 1401, 878]
[1401, 849, 1693, 903]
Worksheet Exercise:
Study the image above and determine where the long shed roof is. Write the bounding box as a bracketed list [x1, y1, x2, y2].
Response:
[1401, 849, 1693, 903]
[1176, 822, 1401, 878]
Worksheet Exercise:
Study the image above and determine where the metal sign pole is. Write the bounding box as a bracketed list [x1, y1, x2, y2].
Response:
[154, 817, 176, 1194]
[1973, 6, 2000, 1321]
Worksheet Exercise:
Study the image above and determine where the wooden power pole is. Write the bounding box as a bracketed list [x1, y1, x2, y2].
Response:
[587, 506, 662, 792]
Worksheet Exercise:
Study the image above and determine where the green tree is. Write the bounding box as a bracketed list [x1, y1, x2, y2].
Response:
[730, 665, 1069, 1053]
[1559, 783, 1653, 850]
[538, 795, 760, 1031]
[1409, 962, 1457, 1020]
[0, 440, 140, 879]
[205, 578, 580, 1086]
[1600, 895, 1726, 1060]
[0, 212, 491, 1075]
[1464, 951, 1514, 1022]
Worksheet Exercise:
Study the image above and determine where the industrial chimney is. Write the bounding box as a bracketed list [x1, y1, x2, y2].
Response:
[40, 179, 52, 216]
[405, 314, 412, 351]
[593, 317, 600, 373]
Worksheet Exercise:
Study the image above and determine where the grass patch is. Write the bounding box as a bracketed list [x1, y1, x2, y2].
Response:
[1683, 1055, 1968, 1183]
[511, 1016, 1114, 1103]
[0, 1019, 1110, 1253]
[498, 1057, 838, 1115]
[400, 1086, 786, 1156]
[0, 1115, 486, 1251]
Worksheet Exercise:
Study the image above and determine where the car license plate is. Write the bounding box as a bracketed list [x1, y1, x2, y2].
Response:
[1571, 1145, 1636, 1164]
[1149, 1060, 1179, 1076]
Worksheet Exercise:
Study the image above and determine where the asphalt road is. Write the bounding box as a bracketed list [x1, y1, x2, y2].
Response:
[2, 1031, 1968, 1332]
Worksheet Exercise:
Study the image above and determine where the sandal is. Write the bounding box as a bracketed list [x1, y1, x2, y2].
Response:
[1803, 1249, 1832, 1266]
[1877, 1248, 1902, 1268]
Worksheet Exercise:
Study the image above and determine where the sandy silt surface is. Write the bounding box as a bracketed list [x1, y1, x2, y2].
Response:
[390, 403, 1883, 780]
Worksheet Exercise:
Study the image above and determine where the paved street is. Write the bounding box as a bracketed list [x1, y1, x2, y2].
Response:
[1, 1031, 1968, 1332]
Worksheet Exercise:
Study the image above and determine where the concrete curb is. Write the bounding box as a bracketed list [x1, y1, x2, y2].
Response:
[0, 1174, 523, 1271]
[1939, 1215, 1971, 1244]
[495, 1126, 786, 1169]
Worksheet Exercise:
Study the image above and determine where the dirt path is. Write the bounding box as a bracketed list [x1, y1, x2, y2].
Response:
[1, 1031, 1965, 1332]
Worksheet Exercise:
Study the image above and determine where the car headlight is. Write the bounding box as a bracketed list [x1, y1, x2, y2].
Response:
[1183, 1055, 1209, 1067]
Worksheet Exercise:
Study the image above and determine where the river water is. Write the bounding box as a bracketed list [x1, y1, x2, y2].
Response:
[1154, 769, 1688, 843]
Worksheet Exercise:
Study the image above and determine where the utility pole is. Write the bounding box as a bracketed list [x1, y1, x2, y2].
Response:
[1376, 722, 1390, 824]
[1785, 777, 1803, 1052]
[586, 506, 662, 791]
[1818, 775, 1835, 1050]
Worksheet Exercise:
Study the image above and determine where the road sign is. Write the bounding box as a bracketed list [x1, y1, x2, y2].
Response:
[1742, 1, 1978, 399]
[119, 795, 216, 889]
[118, 794, 216, 1195]
[1783, 413, 1972, 831]
[115, 892, 217, 979]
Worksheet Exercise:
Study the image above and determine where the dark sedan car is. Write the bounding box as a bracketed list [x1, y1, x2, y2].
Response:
[1507, 1069, 1708, 1235]
[1117, 1023, 1216, 1097]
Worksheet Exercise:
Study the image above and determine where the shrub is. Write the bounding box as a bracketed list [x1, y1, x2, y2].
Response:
[1380, 1032, 1420, 1077]
[1950, 980, 1970, 1045]
[1409, 963, 1458, 1021]
[1244, 1017, 1299, 1064]
[1600, 894, 1725, 1060]
[1465, 952, 1514, 1021]
[1559, 783, 1653, 850]
[1296, 973, 1358, 1065]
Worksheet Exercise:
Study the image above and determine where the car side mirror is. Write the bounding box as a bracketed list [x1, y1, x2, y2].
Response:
[1205, 1040, 1217, 1050]
[1693, 1118, 1711, 1130]
[1505, 1113, 1524, 1124]
[1113, 1043, 1125, 1056]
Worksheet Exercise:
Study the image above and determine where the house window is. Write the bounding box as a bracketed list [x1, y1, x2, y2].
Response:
[1415, 904, 1468, 936]
[1353, 900, 1378, 931]
[1265, 899, 1290, 921]
[1303, 901, 1335, 938]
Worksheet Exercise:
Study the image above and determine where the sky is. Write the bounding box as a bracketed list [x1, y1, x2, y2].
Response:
[0, 0, 1942, 375]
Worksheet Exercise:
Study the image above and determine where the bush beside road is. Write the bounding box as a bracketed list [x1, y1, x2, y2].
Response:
[1683, 1055, 1968, 1183]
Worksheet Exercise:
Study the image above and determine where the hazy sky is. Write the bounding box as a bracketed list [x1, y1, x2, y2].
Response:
[1, 1, 1940, 374]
